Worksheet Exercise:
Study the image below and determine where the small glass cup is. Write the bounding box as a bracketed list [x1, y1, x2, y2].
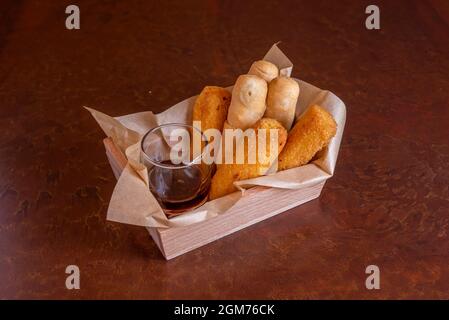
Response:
[140, 123, 211, 217]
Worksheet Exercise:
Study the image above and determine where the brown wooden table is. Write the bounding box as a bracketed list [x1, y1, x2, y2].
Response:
[1, 0, 448, 299]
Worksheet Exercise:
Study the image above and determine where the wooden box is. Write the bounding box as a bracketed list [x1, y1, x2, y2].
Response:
[104, 137, 325, 260]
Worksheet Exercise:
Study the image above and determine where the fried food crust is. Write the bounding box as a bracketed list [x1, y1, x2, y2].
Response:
[209, 118, 287, 200]
[193, 86, 231, 132]
[278, 105, 337, 171]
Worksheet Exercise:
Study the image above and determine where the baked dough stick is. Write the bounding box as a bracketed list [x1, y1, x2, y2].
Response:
[192, 86, 231, 132]
[278, 105, 337, 171]
[209, 118, 287, 200]
[227, 75, 268, 130]
[265, 76, 300, 130]
[248, 60, 279, 83]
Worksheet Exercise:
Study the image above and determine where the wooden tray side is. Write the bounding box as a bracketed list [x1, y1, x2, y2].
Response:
[104, 137, 325, 260]
[157, 183, 324, 259]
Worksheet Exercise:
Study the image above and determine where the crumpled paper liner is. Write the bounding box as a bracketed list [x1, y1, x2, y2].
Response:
[86, 43, 346, 229]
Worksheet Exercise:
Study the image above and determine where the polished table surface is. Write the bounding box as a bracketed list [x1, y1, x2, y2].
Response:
[1, 0, 449, 299]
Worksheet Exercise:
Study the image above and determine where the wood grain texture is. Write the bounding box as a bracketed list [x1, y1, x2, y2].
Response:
[0, 0, 448, 299]
[157, 183, 324, 259]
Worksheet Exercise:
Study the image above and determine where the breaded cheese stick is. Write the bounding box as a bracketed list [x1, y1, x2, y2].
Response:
[193, 86, 231, 132]
[209, 118, 287, 200]
[191, 86, 231, 168]
[278, 105, 337, 171]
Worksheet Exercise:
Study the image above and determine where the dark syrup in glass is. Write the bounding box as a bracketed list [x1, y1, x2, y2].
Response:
[148, 160, 210, 214]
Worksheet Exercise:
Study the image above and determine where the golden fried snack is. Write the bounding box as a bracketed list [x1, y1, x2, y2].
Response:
[209, 118, 287, 200]
[192, 86, 231, 132]
[278, 105, 337, 171]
